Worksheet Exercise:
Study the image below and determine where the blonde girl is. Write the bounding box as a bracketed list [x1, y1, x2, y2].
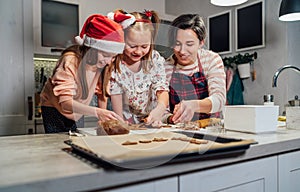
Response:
[109, 10, 169, 126]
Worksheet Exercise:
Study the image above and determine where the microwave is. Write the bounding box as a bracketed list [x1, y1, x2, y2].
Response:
[33, 0, 79, 56]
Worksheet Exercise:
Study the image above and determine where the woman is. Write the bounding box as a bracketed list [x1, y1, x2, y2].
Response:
[165, 14, 226, 124]
[40, 12, 135, 133]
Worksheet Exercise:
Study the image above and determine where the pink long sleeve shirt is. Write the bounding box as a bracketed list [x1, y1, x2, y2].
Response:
[40, 52, 102, 121]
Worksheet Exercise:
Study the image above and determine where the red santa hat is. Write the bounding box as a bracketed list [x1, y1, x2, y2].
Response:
[75, 11, 135, 54]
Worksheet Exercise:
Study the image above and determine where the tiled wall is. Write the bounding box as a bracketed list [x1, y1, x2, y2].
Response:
[34, 58, 57, 92]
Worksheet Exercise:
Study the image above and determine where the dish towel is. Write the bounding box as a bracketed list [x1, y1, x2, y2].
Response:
[227, 72, 244, 105]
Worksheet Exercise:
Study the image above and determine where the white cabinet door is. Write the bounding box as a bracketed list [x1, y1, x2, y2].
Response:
[103, 177, 178, 192]
[279, 150, 300, 192]
[0, 0, 34, 135]
[180, 156, 277, 192]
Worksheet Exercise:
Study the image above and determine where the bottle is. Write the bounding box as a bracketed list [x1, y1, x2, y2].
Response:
[263, 94, 274, 106]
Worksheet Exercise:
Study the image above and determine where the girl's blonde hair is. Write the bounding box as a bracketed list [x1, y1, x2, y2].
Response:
[113, 10, 160, 74]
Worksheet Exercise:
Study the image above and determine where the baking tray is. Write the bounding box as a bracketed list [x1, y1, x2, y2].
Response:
[65, 131, 257, 169]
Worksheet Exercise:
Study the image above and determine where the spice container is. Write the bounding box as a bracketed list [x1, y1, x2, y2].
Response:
[286, 95, 300, 129]
[288, 95, 300, 106]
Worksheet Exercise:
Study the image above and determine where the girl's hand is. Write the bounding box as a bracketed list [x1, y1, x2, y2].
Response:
[96, 108, 124, 122]
[145, 102, 166, 125]
[150, 120, 163, 127]
[172, 100, 196, 123]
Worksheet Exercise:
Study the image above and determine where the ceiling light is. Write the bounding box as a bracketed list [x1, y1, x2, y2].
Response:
[210, 0, 248, 6]
[279, 0, 300, 21]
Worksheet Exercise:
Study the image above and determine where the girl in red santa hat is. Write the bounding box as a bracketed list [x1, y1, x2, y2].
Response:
[108, 10, 169, 127]
[40, 11, 135, 133]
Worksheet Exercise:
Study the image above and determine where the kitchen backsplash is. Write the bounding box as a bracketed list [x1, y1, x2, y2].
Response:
[34, 57, 57, 92]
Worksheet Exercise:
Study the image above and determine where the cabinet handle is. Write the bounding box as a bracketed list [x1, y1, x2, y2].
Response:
[28, 96, 33, 120]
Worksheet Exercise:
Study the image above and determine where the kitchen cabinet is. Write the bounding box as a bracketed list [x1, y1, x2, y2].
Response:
[279, 150, 300, 192]
[87, 152, 300, 192]
[103, 177, 178, 192]
[180, 156, 277, 192]
[0, 0, 35, 135]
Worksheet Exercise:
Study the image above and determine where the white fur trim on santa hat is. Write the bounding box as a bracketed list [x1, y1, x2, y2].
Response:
[83, 36, 125, 54]
[120, 14, 135, 28]
[107, 12, 135, 29]
[107, 12, 114, 21]
[74, 35, 84, 45]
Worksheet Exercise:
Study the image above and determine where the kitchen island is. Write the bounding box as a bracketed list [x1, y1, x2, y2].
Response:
[0, 127, 300, 192]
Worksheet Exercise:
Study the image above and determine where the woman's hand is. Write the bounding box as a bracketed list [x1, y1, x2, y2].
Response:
[172, 100, 196, 123]
[96, 108, 124, 122]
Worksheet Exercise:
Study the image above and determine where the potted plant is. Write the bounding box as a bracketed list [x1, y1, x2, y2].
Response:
[222, 57, 235, 69]
[234, 52, 257, 79]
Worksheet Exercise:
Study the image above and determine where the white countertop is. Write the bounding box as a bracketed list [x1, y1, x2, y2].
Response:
[0, 126, 300, 192]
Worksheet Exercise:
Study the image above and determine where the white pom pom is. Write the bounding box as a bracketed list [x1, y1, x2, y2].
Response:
[107, 12, 114, 20]
[120, 14, 136, 29]
[75, 36, 84, 45]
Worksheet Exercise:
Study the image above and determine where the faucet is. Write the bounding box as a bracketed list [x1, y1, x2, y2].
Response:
[272, 65, 300, 87]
